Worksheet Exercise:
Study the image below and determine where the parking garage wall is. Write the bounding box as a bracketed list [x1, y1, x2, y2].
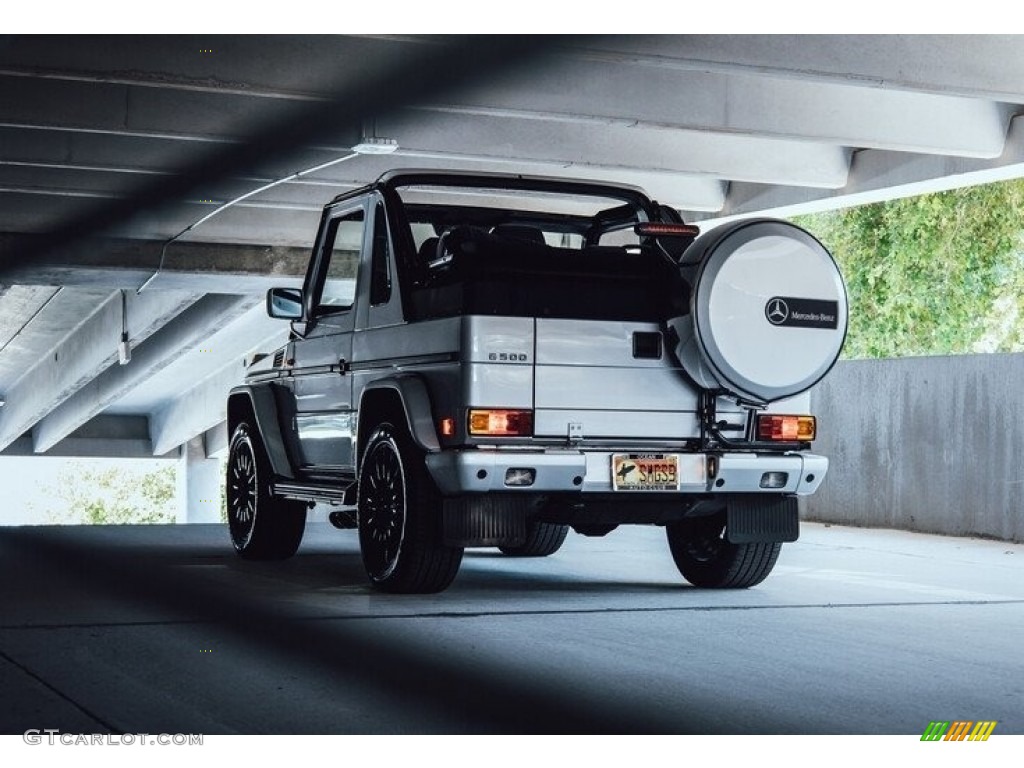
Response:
[804, 353, 1024, 542]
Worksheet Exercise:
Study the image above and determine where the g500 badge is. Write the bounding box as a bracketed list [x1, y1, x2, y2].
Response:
[764, 296, 839, 330]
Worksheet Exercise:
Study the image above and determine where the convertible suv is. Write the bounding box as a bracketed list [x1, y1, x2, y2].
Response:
[226, 171, 847, 593]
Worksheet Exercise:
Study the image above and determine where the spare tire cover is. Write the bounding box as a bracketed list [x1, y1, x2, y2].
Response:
[669, 219, 847, 405]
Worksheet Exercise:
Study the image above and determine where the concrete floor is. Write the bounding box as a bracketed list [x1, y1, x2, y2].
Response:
[0, 520, 1021, 735]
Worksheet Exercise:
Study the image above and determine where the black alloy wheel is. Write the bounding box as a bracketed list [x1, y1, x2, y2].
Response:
[666, 512, 782, 588]
[357, 422, 463, 593]
[359, 431, 407, 581]
[226, 421, 306, 560]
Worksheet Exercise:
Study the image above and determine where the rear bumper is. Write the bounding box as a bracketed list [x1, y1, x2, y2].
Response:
[425, 448, 827, 496]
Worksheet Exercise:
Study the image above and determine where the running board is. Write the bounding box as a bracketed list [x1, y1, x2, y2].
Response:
[271, 479, 356, 505]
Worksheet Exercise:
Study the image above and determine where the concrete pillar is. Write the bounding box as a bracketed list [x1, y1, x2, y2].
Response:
[177, 435, 222, 524]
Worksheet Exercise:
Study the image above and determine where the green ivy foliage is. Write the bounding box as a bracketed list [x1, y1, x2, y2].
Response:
[47, 463, 177, 525]
[793, 180, 1024, 359]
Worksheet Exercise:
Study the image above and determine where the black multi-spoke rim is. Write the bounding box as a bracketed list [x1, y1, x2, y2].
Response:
[683, 516, 727, 564]
[229, 435, 258, 546]
[360, 438, 406, 580]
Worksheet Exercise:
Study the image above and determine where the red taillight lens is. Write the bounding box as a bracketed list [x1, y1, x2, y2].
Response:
[758, 414, 816, 442]
[468, 409, 533, 437]
[634, 222, 701, 238]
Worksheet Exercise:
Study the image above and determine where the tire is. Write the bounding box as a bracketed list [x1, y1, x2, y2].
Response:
[666, 513, 782, 588]
[357, 422, 463, 593]
[499, 522, 569, 557]
[226, 421, 306, 560]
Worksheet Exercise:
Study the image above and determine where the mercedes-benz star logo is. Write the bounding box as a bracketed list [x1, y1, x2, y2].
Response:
[765, 297, 789, 325]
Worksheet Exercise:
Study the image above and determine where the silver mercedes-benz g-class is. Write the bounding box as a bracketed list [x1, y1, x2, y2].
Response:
[226, 171, 847, 593]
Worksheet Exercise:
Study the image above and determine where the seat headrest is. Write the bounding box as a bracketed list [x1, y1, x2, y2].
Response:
[417, 237, 439, 262]
[492, 224, 546, 246]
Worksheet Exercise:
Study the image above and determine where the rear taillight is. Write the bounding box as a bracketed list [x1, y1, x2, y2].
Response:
[468, 409, 533, 437]
[757, 414, 816, 442]
[635, 222, 701, 238]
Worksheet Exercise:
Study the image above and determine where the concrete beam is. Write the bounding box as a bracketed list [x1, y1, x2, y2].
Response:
[0, 130, 729, 214]
[578, 35, 1024, 103]
[0, 197, 324, 252]
[147, 302, 290, 454]
[698, 114, 1024, 222]
[0, 234, 311, 291]
[0, 35, 408, 103]
[0, 288, 116, 393]
[385, 112, 852, 189]
[0, 73, 314, 145]
[4, 42, 1010, 163]
[431, 63, 1013, 159]
[0, 288, 197, 452]
[107, 301, 292, 414]
[148, 359, 251, 457]
[32, 294, 255, 453]
[204, 421, 229, 459]
[0, 122, 357, 192]
[0, 159, 334, 210]
[0, 285, 62, 379]
[0, 415, 174, 459]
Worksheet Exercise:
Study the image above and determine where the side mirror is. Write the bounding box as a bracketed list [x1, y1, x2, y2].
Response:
[267, 287, 304, 320]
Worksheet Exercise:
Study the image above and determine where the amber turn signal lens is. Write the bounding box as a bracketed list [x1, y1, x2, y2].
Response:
[757, 414, 816, 442]
[468, 409, 533, 437]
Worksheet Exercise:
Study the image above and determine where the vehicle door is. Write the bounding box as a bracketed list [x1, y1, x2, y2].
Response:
[291, 198, 367, 474]
[349, 196, 408, 428]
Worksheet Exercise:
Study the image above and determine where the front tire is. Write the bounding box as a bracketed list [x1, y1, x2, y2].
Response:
[226, 421, 306, 560]
[499, 522, 569, 557]
[357, 423, 463, 593]
[666, 513, 782, 588]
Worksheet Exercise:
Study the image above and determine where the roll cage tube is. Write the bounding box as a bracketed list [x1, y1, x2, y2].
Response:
[374, 172, 669, 318]
[375, 170, 658, 213]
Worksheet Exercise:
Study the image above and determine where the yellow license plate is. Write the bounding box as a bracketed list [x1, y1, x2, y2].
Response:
[611, 454, 705, 491]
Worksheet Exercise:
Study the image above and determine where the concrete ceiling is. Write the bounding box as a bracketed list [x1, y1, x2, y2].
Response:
[1, 34, 1022, 459]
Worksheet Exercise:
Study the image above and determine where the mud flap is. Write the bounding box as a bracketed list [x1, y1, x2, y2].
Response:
[442, 496, 530, 547]
[726, 496, 799, 543]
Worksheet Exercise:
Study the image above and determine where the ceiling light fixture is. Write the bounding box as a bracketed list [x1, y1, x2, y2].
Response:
[118, 289, 131, 365]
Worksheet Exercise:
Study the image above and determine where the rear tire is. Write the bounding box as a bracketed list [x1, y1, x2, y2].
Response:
[666, 513, 781, 588]
[226, 421, 306, 560]
[499, 522, 569, 557]
[357, 422, 463, 593]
